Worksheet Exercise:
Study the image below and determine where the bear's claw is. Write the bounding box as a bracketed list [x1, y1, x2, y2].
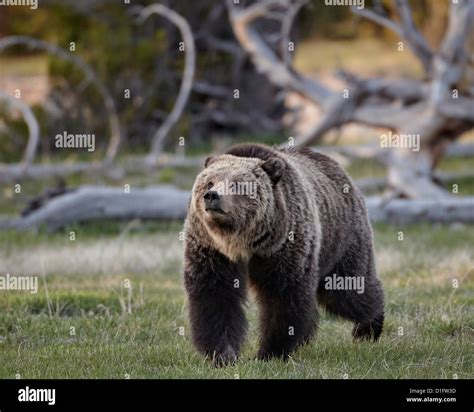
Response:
[352, 313, 384, 342]
[213, 345, 238, 367]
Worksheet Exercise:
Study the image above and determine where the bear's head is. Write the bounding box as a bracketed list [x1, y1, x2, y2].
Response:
[191, 154, 286, 235]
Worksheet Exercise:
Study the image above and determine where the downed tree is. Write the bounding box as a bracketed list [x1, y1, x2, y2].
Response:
[0, 185, 190, 232]
[1, 185, 472, 232]
[227, 0, 474, 200]
[314, 142, 474, 163]
[356, 170, 474, 193]
[365, 196, 474, 225]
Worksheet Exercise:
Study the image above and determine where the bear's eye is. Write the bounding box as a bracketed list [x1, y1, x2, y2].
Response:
[207, 181, 213, 190]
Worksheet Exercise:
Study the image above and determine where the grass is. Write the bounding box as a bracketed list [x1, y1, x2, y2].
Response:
[0, 39, 473, 379]
[0, 223, 472, 379]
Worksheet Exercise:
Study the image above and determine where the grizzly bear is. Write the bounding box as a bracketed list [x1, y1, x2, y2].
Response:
[183, 143, 384, 364]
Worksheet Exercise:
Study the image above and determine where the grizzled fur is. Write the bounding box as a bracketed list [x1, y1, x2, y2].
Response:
[184, 143, 384, 364]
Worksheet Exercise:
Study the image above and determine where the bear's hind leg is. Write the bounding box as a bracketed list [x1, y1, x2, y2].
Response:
[317, 244, 384, 341]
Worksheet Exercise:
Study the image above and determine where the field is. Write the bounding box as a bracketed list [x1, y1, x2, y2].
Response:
[0, 221, 472, 379]
[0, 36, 473, 380]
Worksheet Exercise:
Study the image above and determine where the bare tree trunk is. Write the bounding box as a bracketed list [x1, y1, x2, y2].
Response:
[136, 4, 196, 162]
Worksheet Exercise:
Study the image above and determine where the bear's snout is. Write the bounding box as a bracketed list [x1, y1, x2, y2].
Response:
[203, 190, 223, 212]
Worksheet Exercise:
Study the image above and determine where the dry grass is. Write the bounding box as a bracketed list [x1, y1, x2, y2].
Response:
[0, 232, 183, 277]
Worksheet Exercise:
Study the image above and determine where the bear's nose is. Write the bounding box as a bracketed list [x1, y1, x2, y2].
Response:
[204, 190, 222, 211]
[204, 190, 220, 201]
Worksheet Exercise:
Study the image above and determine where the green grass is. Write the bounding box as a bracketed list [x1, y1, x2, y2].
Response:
[0, 223, 472, 379]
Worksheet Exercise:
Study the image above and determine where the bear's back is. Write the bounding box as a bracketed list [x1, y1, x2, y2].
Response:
[225, 143, 355, 196]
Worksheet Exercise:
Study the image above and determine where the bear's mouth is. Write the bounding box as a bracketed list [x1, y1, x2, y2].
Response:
[205, 206, 226, 215]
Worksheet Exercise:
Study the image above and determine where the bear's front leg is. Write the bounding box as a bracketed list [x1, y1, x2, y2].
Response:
[184, 242, 247, 366]
[250, 253, 319, 361]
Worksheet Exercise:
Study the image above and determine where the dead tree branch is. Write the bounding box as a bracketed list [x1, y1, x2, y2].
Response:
[137, 4, 196, 162]
[0, 91, 40, 167]
[226, 0, 332, 107]
[280, 0, 307, 67]
[393, 0, 433, 73]
[351, 5, 403, 36]
[353, 1, 433, 73]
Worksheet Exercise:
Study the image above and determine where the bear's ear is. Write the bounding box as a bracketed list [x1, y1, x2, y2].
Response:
[204, 156, 217, 168]
[261, 157, 285, 184]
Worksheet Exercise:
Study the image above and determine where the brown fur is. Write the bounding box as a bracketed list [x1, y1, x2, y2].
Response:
[184, 143, 384, 364]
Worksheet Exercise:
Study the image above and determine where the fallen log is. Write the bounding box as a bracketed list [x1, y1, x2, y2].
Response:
[356, 171, 474, 193]
[366, 196, 474, 225]
[314, 142, 474, 163]
[0, 185, 472, 231]
[0, 185, 190, 231]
